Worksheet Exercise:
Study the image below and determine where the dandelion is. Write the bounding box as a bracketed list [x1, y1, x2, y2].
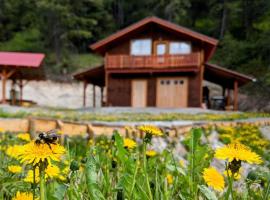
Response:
[24, 169, 40, 183]
[19, 141, 65, 166]
[6, 145, 24, 159]
[166, 174, 173, 184]
[146, 150, 157, 157]
[17, 133, 31, 142]
[138, 125, 163, 136]
[12, 191, 34, 200]
[124, 138, 136, 149]
[215, 142, 262, 164]
[46, 165, 60, 179]
[8, 165, 22, 174]
[179, 160, 185, 168]
[203, 167, 225, 192]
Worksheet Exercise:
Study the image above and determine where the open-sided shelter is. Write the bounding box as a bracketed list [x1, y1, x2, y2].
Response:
[0, 52, 45, 105]
[74, 16, 254, 110]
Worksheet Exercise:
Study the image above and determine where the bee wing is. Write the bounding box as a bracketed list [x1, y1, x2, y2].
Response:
[46, 129, 61, 138]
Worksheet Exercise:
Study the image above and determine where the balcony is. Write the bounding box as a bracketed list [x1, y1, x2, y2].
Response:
[105, 53, 200, 70]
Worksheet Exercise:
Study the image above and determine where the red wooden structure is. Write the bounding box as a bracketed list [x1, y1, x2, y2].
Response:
[74, 16, 254, 110]
[0, 52, 45, 105]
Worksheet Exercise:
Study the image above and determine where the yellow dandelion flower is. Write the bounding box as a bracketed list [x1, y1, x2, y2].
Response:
[146, 150, 157, 157]
[215, 143, 262, 164]
[124, 138, 136, 149]
[179, 160, 185, 168]
[24, 169, 40, 183]
[45, 165, 60, 179]
[19, 142, 65, 166]
[166, 174, 173, 184]
[12, 191, 34, 200]
[8, 165, 22, 174]
[203, 167, 225, 191]
[6, 145, 24, 159]
[17, 133, 31, 142]
[138, 125, 163, 136]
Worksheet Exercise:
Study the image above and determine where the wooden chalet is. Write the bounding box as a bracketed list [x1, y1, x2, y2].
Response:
[74, 16, 254, 110]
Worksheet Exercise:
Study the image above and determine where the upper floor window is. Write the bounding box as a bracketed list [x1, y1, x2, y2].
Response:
[131, 39, 152, 55]
[169, 42, 191, 55]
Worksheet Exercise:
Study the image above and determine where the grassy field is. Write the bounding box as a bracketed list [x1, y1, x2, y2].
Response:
[1, 107, 270, 122]
[0, 124, 270, 199]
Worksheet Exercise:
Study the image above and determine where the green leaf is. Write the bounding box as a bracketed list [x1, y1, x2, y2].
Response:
[199, 185, 218, 200]
[85, 155, 105, 200]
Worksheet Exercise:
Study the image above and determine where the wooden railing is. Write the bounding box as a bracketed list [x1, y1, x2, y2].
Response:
[105, 53, 200, 69]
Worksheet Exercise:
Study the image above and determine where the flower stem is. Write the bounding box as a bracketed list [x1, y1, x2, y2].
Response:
[32, 165, 36, 200]
[143, 142, 153, 200]
[39, 162, 46, 200]
[225, 166, 234, 200]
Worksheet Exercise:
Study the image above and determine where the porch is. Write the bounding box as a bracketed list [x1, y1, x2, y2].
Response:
[105, 53, 200, 69]
[204, 63, 255, 111]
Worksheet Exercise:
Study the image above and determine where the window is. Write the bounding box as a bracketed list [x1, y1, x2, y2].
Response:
[169, 42, 191, 55]
[156, 44, 166, 55]
[131, 39, 152, 55]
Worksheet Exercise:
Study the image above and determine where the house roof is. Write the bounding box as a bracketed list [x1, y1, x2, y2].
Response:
[90, 16, 219, 60]
[73, 65, 105, 87]
[204, 63, 255, 89]
[0, 52, 45, 68]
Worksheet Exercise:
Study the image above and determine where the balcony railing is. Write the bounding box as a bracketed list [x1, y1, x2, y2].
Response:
[105, 53, 200, 69]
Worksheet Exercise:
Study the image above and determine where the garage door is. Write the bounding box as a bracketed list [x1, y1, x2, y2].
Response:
[156, 77, 188, 108]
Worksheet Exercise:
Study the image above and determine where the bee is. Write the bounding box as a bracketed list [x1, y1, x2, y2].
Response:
[35, 129, 60, 150]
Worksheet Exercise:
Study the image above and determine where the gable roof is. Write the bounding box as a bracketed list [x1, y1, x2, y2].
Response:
[204, 63, 255, 88]
[0, 52, 45, 68]
[90, 16, 219, 60]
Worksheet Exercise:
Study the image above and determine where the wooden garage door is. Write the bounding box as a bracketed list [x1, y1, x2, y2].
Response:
[132, 80, 147, 107]
[156, 77, 188, 108]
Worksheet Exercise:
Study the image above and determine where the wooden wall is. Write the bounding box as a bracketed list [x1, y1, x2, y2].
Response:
[107, 73, 201, 107]
[106, 24, 202, 56]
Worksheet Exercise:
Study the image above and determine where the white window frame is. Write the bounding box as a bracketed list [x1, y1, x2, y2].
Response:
[130, 39, 152, 56]
[169, 41, 192, 55]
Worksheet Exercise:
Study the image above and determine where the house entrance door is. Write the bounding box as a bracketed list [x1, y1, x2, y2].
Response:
[131, 80, 147, 107]
[156, 77, 188, 108]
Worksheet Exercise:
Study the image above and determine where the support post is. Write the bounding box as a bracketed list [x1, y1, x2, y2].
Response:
[222, 86, 226, 97]
[0, 69, 15, 104]
[93, 85, 96, 107]
[83, 81, 87, 107]
[101, 87, 104, 107]
[233, 81, 238, 111]
[11, 80, 16, 105]
[19, 79, 23, 105]
[1, 70, 7, 104]
[226, 89, 231, 106]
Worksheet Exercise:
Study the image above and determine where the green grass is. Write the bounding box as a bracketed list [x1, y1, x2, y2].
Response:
[0, 107, 270, 122]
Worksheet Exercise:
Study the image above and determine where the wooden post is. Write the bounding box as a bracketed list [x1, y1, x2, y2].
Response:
[1, 70, 7, 104]
[83, 81, 87, 107]
[226, 89, 231, 106]
[0, 69, 15, 104]
[11, 80, 16, 105]
[222, 86, 226, 97]
[93, 85, 96, 107]
[233, 81, 238, 111]
[101, 87, 104, 107]
[19, 79, 23, 105]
